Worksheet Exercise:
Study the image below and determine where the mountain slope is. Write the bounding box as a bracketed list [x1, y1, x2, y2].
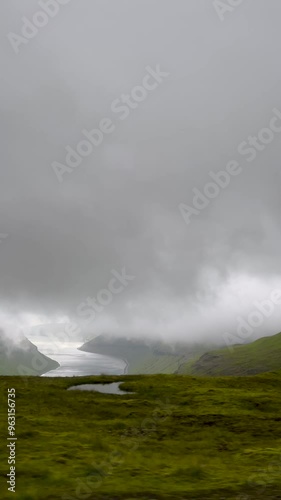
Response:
[179, 331, 281, 376]
[0, 334, 59, 376]
[79, 335, 211, 374]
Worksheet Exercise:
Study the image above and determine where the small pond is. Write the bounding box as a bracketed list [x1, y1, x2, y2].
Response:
[67, 382, 133, 395]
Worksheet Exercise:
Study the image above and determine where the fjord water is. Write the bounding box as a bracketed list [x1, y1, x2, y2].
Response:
[37, 343, 126, 377]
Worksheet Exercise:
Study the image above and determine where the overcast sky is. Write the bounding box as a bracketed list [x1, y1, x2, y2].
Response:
[1, 0, 281, 345]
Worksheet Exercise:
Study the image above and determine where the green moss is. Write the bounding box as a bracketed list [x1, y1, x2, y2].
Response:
[1, 373, 281, 498]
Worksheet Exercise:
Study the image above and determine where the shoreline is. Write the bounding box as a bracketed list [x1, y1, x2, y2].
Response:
[40, 361, 60, 377]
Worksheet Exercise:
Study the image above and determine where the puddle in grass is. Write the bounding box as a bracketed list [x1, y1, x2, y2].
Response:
[67, 382, 133, 395]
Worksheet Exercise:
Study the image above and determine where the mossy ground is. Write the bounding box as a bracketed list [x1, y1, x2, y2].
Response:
[1, 373, 281, 499]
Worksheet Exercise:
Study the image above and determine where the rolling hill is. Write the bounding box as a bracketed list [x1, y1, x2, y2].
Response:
[178, 331, 281, 376]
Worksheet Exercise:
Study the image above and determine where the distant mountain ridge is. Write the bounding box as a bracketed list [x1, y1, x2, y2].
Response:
[0, 333, 59, 376]
[79, 335, 211, 374]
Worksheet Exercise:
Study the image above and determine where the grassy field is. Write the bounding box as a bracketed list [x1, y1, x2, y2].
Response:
[179, 332, 281, 376]
[1, 373, 281, 499]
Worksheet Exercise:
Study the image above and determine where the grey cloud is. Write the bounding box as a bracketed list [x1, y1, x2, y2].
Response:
[1, 0, 281, 343]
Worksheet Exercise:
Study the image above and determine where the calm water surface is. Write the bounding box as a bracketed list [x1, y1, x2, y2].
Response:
[68, 382, 132, 394]
[38, 344, 126, 377]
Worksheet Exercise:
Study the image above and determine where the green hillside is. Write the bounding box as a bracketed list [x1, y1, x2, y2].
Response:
[179, 331, 281, 376]
[0, 334, 59, 376]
